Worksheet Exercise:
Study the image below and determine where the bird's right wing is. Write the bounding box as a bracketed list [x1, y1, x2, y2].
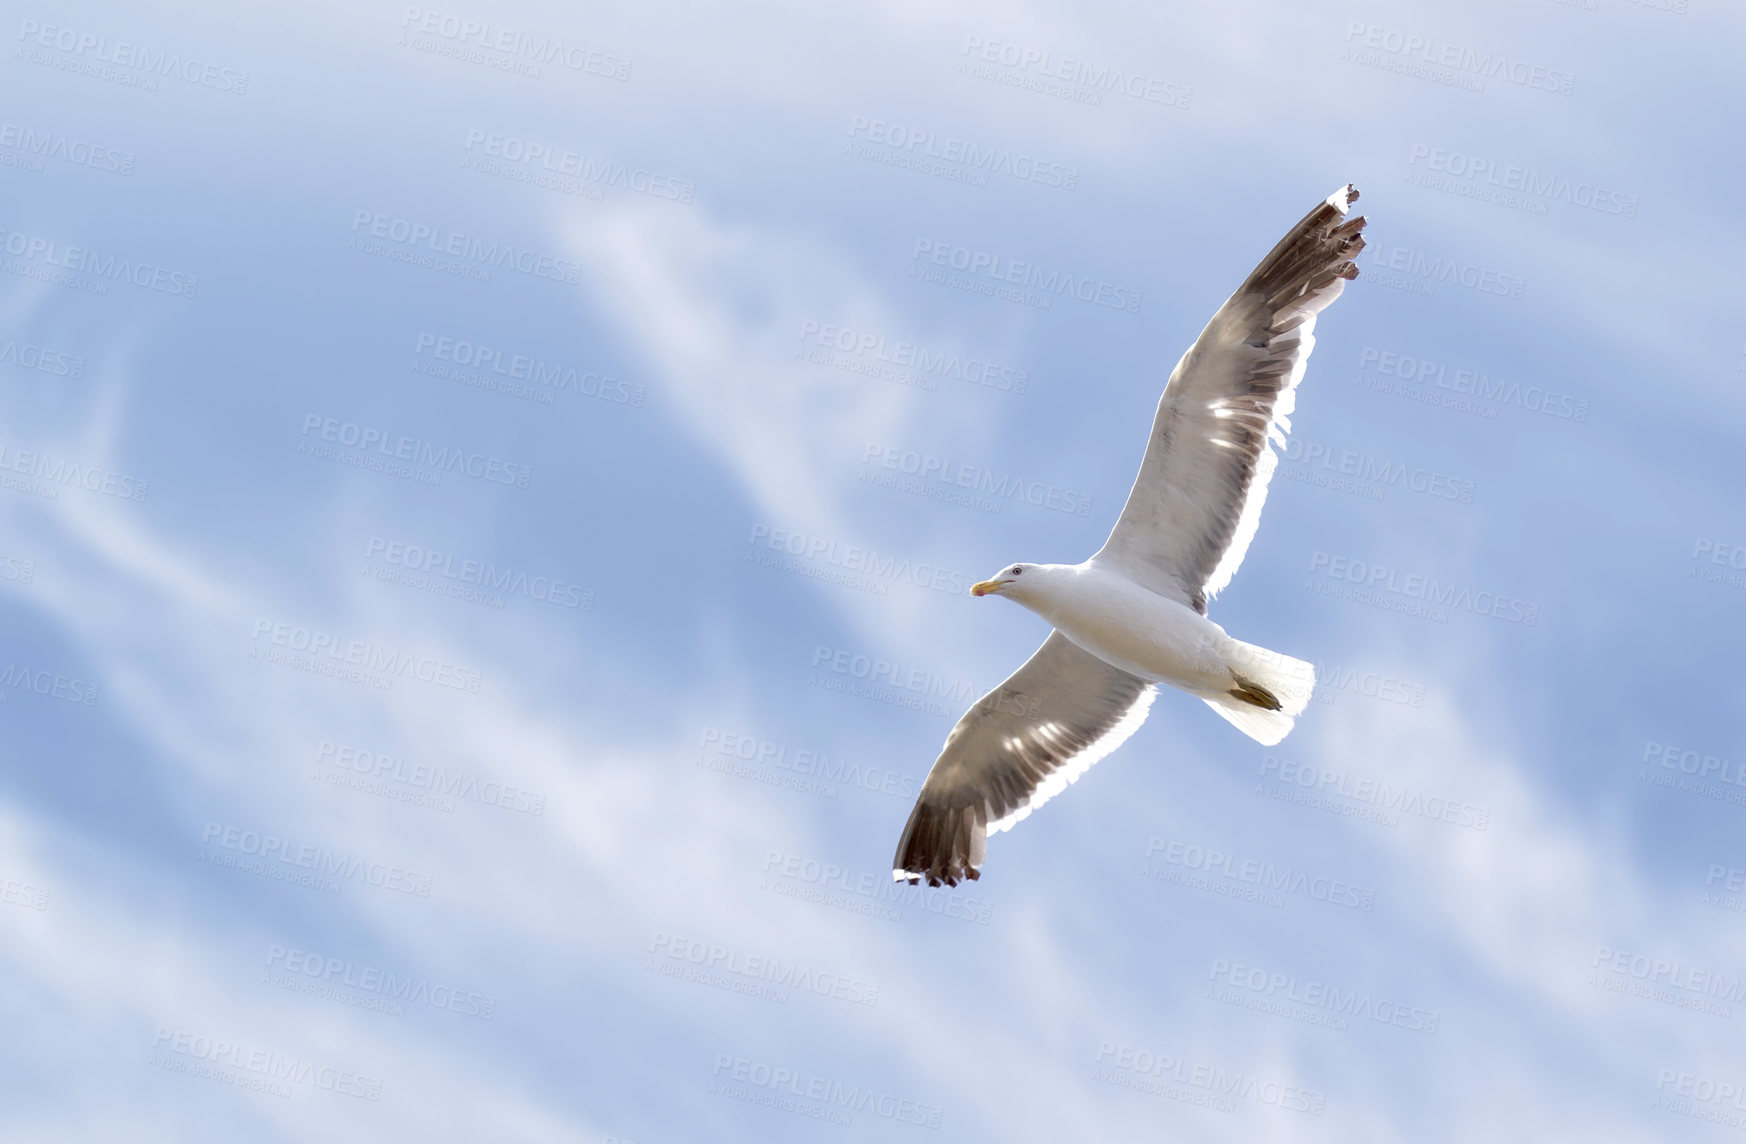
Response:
[892, 631, 1155, 886]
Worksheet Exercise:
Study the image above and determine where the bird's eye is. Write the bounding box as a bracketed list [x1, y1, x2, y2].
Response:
[1012, 567, 1022, 575]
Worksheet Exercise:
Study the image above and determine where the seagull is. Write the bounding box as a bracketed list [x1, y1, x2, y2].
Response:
[893, 185, 1368, 887]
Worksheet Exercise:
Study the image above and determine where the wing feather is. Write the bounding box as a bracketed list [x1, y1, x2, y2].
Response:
[1096, 185, 1368, 612]
[892, 632, 1154, 886]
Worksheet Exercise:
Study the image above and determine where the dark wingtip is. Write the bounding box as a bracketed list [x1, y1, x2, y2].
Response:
[893, 798, 987, 889]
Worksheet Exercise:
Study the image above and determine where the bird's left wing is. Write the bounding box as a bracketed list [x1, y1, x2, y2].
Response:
[893, 631, 1155, 886]
[1097, 185, 1367, 612]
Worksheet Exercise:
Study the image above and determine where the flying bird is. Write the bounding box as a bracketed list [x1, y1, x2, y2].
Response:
[893, 185, 1368, 887]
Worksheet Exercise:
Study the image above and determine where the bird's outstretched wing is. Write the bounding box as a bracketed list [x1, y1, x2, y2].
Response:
[892, 631, 1155, 886]
[1096, 185, 1368, 612]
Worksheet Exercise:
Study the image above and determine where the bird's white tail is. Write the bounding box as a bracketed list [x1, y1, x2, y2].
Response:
[1203, 639, 1315, 746]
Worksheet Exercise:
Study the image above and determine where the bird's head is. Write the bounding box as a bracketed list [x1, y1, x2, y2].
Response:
[971, 562, 1040, 601]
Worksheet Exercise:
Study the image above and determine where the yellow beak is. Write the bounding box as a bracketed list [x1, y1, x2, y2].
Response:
[971, 579, 1006, 597]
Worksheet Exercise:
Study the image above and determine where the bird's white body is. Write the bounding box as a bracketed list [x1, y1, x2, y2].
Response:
[979, 560, 1317, 746]
[1005, 562, 1231, 694]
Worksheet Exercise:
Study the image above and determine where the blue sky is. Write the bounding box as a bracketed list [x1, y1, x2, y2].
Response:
[3, 0, 1744, 1139]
